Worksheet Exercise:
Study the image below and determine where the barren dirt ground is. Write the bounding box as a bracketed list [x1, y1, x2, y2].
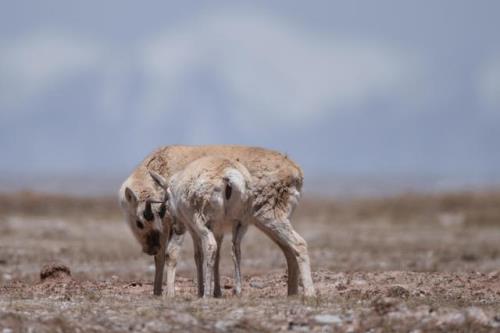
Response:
[1, 191, 500, 332]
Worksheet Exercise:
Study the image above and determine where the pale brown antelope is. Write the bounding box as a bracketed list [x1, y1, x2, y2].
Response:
[118, 145, 315, 297]
[149, 156, 252, 297]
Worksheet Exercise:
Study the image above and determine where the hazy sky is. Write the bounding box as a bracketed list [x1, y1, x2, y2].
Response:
[1, 1, 500, 190]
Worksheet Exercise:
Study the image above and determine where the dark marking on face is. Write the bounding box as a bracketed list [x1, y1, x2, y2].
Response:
[136, 220, 144, 229]
[158, 203, 166, 219]
[143, 201, 154, 221]
[225, 183, 232, 200]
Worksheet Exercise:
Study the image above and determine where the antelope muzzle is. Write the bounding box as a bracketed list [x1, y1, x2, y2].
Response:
[144, 230, 161, 255]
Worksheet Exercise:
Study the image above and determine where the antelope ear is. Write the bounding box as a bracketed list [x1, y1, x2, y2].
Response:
[124, 187, 138, 205]
[149, 170, 168, 189]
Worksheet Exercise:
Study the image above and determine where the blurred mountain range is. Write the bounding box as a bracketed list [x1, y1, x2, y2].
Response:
[1, 1, 500, 191]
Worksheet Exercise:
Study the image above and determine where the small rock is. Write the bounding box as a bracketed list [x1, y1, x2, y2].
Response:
[40, 262, 71, 281]
[250, 280, 265, 289]
[352, 279, 367, 286]
[288, 321, 309, 331]
[438, 312, 466, 327]
[386, 285, 410, 299]
[215, 308, 244, 332]
[2, 328, 13, 333]
[175, 312, 198, 326]
[333, 282, 347, 291]
[372, 297, 398, 315]
[466, 307, 489, 326]
[438, 212, 465, 227]
[214, 320, 232, 333]
[144, 320, 170, 332]
[314, 314, 342, 325]
[461, 252, 478, 262]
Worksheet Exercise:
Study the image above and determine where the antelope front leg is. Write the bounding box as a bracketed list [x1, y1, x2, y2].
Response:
[165, 231, 185, 298]
[190, 232, 204, 297]
[153, 246, 166, 296]
[193, 215, 217, 298]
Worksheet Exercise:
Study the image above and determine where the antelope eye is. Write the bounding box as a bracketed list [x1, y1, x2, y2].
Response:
[136, 220, 144, 229]
[143, 209, 154, 222]
[158, 203, 166, 219]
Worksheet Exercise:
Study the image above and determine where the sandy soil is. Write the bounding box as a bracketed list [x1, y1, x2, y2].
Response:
[1, 191, 500, 332]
